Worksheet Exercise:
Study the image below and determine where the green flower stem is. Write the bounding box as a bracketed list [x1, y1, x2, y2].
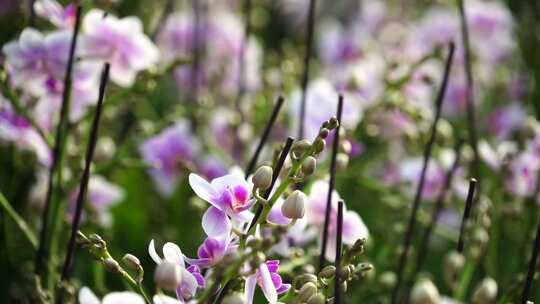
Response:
[454, 260, 476, 301]
[0, 191, 37, 249]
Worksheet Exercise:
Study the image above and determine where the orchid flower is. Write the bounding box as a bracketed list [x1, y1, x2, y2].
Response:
[149, 240, 205, 303]
[139, 121, 200, 197]
[244, 260, 291, 304]
[185, 234, 237, 268]
[80, 9, 159, 87]
[34, 0, 76, 28]
[189, 173, 254, 237]
[78, 287, 144, 304]
[305, 180, 369, 261]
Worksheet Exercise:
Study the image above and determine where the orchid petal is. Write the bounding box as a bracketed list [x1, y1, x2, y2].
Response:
[78, 287, 100, 304]
[267, 199, 292, 225]
[202, 207, 231, 237]
[342, 211, 369, 244]
[258, 263, 278, 303]
[102, 291, 145, 304]
[148, 239, 162, 264]
[163, 242, 185, 266]
[244, 274, 257, 304]
[153, 294, 182, 304]
[189, 173, 220, 208]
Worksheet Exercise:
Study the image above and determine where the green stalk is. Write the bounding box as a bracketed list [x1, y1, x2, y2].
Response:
[454, 260, 476, 301]
[0, 191, 37, 248]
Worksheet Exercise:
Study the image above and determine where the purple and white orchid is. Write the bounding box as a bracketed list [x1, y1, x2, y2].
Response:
[34, 0, 76, 29]
[244, 260, 291, 304]
[189, 173, 254, 237]
[186, 235, 237, 268]
[149, 240, 205, 303]
[80, 9, 159, 87]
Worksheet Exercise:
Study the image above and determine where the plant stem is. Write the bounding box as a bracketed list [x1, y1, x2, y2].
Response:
[0, 191, 37, 248]
[320, 95, 343, 271]
[34, 5, 83, 297]
[391, 43, 455, 303]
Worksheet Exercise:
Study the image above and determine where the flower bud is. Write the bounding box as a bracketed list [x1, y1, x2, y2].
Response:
[122, 254, 141, 271]
[336, 153, 349, 170]
[318, 128, 330, 139]
[252, 166, 273, 191]
[444, 251, 464, 284]
[103, 258, 122, 274]
[294, 274, 318, 289]
[410, 279, 440, 304]
[319, 265, 336, 279]
[341, 140, 352, 154]
[301, 156, 317, 176]
[222, 293, 245, 304]
[307, 293, 325, 304]
[298, 282, 317, 301]
[328, 117, 339, 129]
[89, 234, 105, 248]
[154, 261, 182, 291]
[292, 140, 312, 159]
[471, 277, 497, 304]
[379, 272, 396, 289]
[313, 138, 325, 154]
[282, 190, 306, 219]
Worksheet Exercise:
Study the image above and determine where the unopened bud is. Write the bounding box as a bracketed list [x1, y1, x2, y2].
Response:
[122, 254, 141, 271]
[294, 274, 318, 289]
[154, 261, 182, 291]
[328, 117, 339, 129]
[252, 166, 273, 191]
[307, 293, 325, 304]
[319, 128, 330, 139]
[292, 140, 312, 159]
[313, 138, 326, 154]
[298, 282, 317, 301]
[471, 277, 497, 304]
[319, 265, 336, 279]
[444, 251, 464, 282]
[222, 293, 244, 304]
[379, 272, 396, 289]
[103, 258, 122, 274]
[301, 156, 317, 176]
[341, 140, 352, 154]
[282, 190, 306, 219]
[336, 153, 349, 170]
[410, 279, 440, 304]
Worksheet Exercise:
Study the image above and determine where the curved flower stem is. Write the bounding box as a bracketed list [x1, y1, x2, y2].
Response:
[0, 191, 37, 249]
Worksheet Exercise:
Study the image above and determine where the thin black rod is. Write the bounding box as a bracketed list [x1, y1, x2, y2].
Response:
[235, 0, 253, 110]
[457, 178, 477, 253]
[35, 5, 83, 274]
[319, 94, 343, 270]
[334, 200, 344, 304]
[457, 0, 480, 184]
[391, 42, 455, 303]
[298, 0, 316, 139]
[29, 0, 36, 27]
[247, 137, 294, 231]
[244, 96, 285, 178]
[60, 63, 110, 281]
[414, 139, 464, 275]
[521, 221, 540, 304]
[189, 0, 202, 132]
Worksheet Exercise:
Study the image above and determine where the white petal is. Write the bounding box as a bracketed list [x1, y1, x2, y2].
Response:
[148, 239, 162, 264]
[202, 207, 231, 237]
[102, 291, 145, 304]
[189, 173, 218, 205]
[163, 242, 185, 266]
[258, 264, 278, 303]
[244, 274, 257, 304]
[79, 287, 100, 304]
[153, 294, 182, 304]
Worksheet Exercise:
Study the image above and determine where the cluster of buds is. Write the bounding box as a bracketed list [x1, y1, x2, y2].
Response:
[465, 196, 492, 259]
[77, 231, 146, 289]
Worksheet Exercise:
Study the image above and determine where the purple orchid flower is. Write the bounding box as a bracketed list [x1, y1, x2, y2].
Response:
[486, 103, 525, 141]
[139, 121, 200, 197]
[399, 158, 446, 202]
[244, 260, 291, 304]
[185, 235, 237, 268]
[34, 0, 76, 28]
[79, 9, 159, 87]
[305, 180, 369, 261]
[505, 152, 540, 198]
[149, 240, 205, 303]
[189, 173, 254, 237]
[0, 98, 51, 166]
